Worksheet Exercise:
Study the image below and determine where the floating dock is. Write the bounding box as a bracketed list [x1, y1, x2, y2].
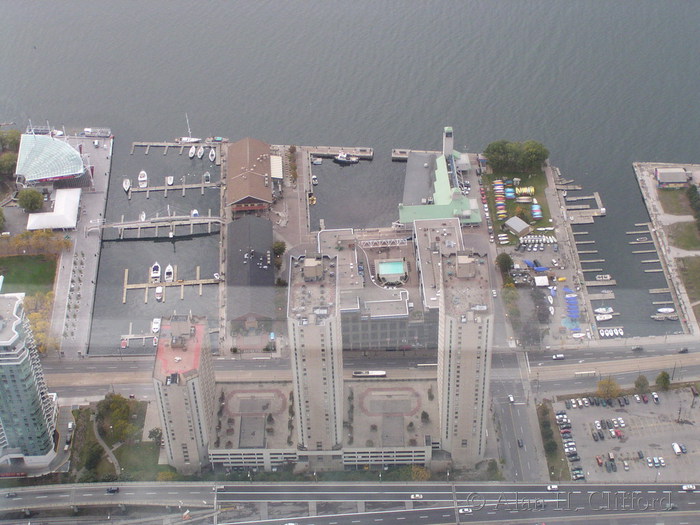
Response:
[585, 279, 617, 287]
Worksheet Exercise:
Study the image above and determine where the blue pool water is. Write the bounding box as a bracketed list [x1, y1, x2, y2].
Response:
[377, 260, 405, 276]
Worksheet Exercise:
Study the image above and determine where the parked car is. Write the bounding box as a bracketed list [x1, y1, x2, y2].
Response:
[597, 429, 605, 440]
[594, 420, 602, 430]
[679, 348, 689, 354]
[410, 494, 423, 500]
[568, 455, 581, 462]
[596, 455, 604, 466]
[682, 484, 696, 491]
[652, 392, 660, 404]
[642, 394, 649, 403]
[623, 460, 629, 471]
[647, 457, 654, 468]
[592, 432, 599, 441]
[634, 394, 641, 402]
[638, 450, 645, 459]
[680, 444, 688, 454]
[546, 485, 559, 491]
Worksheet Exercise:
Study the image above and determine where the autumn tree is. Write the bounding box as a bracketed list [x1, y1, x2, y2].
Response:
[635, 374, 650, 393]
[597, 377, 621, 398]
[655, 371, 671, 391]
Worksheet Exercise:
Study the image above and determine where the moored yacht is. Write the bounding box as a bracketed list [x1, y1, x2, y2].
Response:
[209, 147, 216, 162]
[164, 264, 174, 282]
[189, 145, 196, 158]
[595, 314, 612, 322]
[150, 262, 161, 283]
[166, 175, 174, 186]
[122, 178, 131, 192]
[138, 170, 148, 188]
[657, 307, 675, 314]
[155, 286, 163, 302]
[333, 151, 359, 165]
[594, 307, 613, 314]
[196, 145, 205, 159]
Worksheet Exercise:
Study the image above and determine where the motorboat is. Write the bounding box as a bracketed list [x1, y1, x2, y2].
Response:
[595, 314, 612, 322]
[166, 176, 174, 186]
[120, 339, 128, 349]
[572, 332, 585, 339]
[598, 329, 605, 337]
[311, 157, 322, 165]
[213, 272, 220, 280]
[547, 296, 553, 304]
[613, 328, 621, 337]
[604, 329, 613, 337]
[565, 293, 577, 298]
[209, 147, 216, 162]
[548, 306, 555, 316]
[594, 307, 613, 314]
[153, 336, 159, 346]
[196, 145, 205, 159]
[311, 175, 319, 186]
[636, 236, 648, 241]
[155, 286, 163, 302]
[151, 318, 161, 333]
[164, 264, 174, 283]
[189, 145, 196, 159]
[122, 178, 131, 192]
[150, 262, 161, 283]
[139, 211, 146, 222]
[619, 328, 624, 336]
[138, 170, 148, 188]
[333, 151, 359, 165]
[190, 209, 199, 217]
[203, 171, 211, 183]
[650, 314, 666, 321]
[657, 307, 675, 314]
[601, 289, 613, 294]
[595, 274, 612, 281]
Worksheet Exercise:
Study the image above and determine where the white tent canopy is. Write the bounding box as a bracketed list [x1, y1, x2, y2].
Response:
[26, 188, 81, 230]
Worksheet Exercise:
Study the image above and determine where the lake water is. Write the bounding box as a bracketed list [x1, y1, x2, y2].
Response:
[2, 1, 699, 337]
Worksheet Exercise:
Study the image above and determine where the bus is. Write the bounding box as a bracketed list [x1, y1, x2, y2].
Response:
[352, 370, 387, 378]
[574, 371, 597, 378]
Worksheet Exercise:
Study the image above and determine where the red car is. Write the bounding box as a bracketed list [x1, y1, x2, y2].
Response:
[642, 394, 649, 403]
[615, 428, 623, 438]
[596, 455, 604, 466]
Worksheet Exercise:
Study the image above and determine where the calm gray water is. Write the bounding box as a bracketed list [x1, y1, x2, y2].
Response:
[2, 0, 699, 337]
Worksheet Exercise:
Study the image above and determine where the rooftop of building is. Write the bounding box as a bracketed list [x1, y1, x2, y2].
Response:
[153, 315, 206, 381]
[225, 137, 273, 206]
[287, 253, 338, 323]
[0, 293, 22, 348]
[16, 133, 84, 183]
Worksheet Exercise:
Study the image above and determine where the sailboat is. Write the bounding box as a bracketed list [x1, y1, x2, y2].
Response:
[196, 145, 205, 159]
[166, 176, 174, 186]
[594, 307, 613, 314]
[139, 211, 146, 222]
[188, 145, 196, 158]
[177, 113, 202, 143]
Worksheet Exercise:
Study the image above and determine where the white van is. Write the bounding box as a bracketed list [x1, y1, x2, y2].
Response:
[552, 354, 565, 360]
[672, 442, 682, 456]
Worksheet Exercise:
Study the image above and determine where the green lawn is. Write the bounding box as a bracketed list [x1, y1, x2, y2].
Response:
[484, 171, 552, 234]
[666, 222, 700, 250]
[679, 256, 700, 305]
[113, 442, 171, 480]
[0, 255, 56, 295]
[657, 188, 692, 215]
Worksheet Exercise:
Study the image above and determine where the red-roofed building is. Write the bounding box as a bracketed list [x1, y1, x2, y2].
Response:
[152, 314, 215, 475]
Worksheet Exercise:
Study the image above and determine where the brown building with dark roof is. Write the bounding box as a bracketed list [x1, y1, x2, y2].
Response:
[225, 137, 274, 215]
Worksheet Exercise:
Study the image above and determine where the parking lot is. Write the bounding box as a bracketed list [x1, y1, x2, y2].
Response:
[554, 387, 700, 483]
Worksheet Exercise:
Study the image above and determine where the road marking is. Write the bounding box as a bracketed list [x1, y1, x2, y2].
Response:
[420, 516, 428, 519]
[58, 494, 69, 498]
[397, 518, 405, 521]
[36, 495, 47, 499]
[146, 492, 157, 495]
[82, 493, 92, 496]
[189, 491, 201, 494]
[688, 501, 696, 505]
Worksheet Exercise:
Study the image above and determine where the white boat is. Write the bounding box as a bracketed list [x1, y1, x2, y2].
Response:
[190, 209, 199, 217]
[155, 286, 163, 302]
[164, 264, 174, 283]
[572, 332, 585, 339]
[138, 170, 148, 188]
[150, 262, 161, 283]
[636, 236, 648, 241]
[139, 211, 146, 222]
[311, 175, 319, 186]
[565, 293, 577, 298]
[594, 307, 613, 314]
[203, 171, 211, 183]
[213, 272, 220, 280]
[311, 157, 322, 165]
[595, 274, 612, 281]
[333, 151, 359, 165]
[605, 329, 613, 337]
[598, 329, 605, 337]
[619, 328, 624, 336]
[196, 145, 205, 159]
[189, 145, 196, 158]
[548, 306, 555, 316]
[657, 307, 675, 314]
[177, 113, 202, 143]
[122, 178, 131, 192]
[151, 318, 161, 333]
[547, 296, 554, 304]
[209, 147, 216, 162]
[601, 289, 613, 294]
[613, 328, 621, 337]
[595, 314, 612, 322]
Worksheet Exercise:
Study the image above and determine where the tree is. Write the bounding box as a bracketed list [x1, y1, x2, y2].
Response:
[18, 188, 43, 212]
[483, 140, 549, 173]
[495, 252, 513, 275]
[544, 440, 558, 454]
[597, 377, 621, 398]
[148, 427, 163, 444]
[0, 152, 18, 178]
[420, 410, 430, 423]
[272, 241, 286, 257]
[0, 129, 21, 152]
[84, 442, 104, 471]
[522, 140, 550, 171]
[655, 371, 671, 391]
[635, 374, 649, 393]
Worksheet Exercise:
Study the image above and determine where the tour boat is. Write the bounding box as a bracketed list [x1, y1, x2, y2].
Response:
[333, 151, 359, 165]
[164, 264, 174, 283]
[657, 307, 675, 314]
[196, 145, 205, 159]
[595, 314, 612, 322]
[189, 145, 196, 158]
[155, 286, 163, 302]
[139, 211, 146, 222]
[151, 318, 161, 333]
[138, 170, 148, 188]
[150, 262, 161, 283]
[594, 307, 613, 314]
[166, 176, 174, 186]
[209, 147, 216, 162]
[122, 178, 131, 192]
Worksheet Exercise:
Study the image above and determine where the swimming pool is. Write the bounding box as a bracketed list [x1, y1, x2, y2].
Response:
[377, 260, 405, 276]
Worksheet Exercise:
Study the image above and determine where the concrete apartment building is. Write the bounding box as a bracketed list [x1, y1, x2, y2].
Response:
[153, 314, 216, 475]
[287, 253, 344, 470]
[0, 293, 58, 468]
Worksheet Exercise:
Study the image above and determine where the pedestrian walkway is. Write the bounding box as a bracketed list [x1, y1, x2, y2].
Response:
[93, 417, 120, 473]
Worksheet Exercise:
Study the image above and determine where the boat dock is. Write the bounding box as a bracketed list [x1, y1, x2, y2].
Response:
[575, 240, 596, 245]
[563, 191, 606, 224]
[582, 268, 603, 272]
[649, 288, 670, 294]
[391, 148, 439, 161]
[131, 141, 222, 165]
[555, 184, 583, 191]
[307, 146, 374, 160]
[578, 250, 599, 254]
[122, 266, 220, 304]
[584, 279, 617, 287]
[589, 292, 615, 300]
[632, 249, 657, 254]
[573, 231, 589, 236]
[580, 259, 605, 263]
[126, 180, 219, 199]
[86, 213, 223, 239]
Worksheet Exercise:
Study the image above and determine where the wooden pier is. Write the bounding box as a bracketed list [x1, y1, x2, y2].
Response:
[641, 259, 660, 264]
[582, 268, 603, 272]
[626, 230, 649, 235]
[649, 288, 670, 294]
[580, 259, 605, 263]
[652, 300, 675, 305]
[632, 249, 657, 254]
[391, 148, 440, 161]
[572, 231, 589, 235]
[86, 213, 223, 239]
[585, 280, 617, 287]
[578, 250, 599, 254]
[643, 268, 664, 273]
[575, 240, 596, 245]
[589, 292, 615, 300]
[131, 141, 222, 165]
[122, 265, 220, 304]
[127, 180, 218, 199]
